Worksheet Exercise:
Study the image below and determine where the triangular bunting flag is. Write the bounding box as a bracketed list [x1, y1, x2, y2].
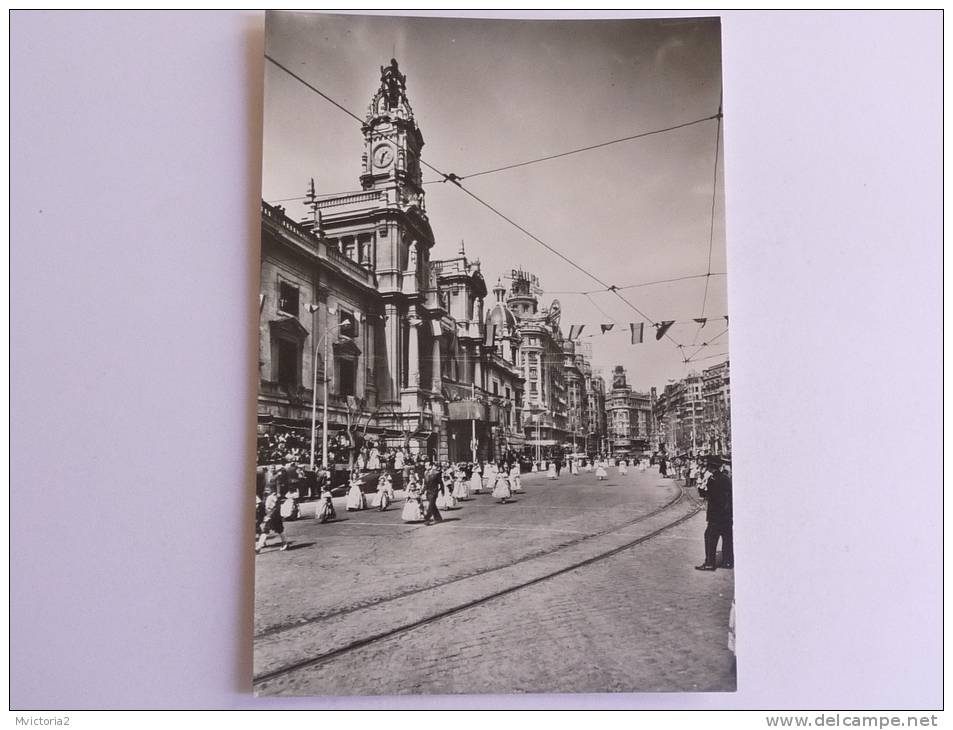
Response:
[569, 325, 585, 340]
[655, 321, 675, 340]
[693, 318, 707, 327]
[630, 322, 644, 344]
[600, 323, 614, 334]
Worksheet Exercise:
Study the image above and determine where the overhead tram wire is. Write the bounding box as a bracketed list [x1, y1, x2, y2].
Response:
[546, 272, 727, 296]
[686, 351, 729, 365]
[422, 157, 689, 351]
[693, 93, 724, 348]
[418, 113, 720, 184]
[266, 54, 365, 126]
[266, 54, 708, 354]
[685, 326, 729, 362]
[581, 292, 627, 336]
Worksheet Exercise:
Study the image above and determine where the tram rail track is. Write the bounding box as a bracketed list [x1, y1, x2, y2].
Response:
[254, 481, 703, 689]
[256, 481, 686, 639]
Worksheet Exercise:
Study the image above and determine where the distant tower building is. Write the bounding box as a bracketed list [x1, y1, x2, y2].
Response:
[605, 365, 653, 458]
[504, 269, 568, 455]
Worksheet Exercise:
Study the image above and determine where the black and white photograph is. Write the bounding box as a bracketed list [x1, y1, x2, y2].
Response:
[254, 11, 733, 696]
[10, 7, 943, 716]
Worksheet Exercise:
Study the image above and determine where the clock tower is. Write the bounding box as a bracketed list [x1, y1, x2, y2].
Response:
[360, 59, 425, 205]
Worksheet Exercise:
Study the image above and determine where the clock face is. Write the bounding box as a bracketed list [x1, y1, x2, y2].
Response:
[373, 145, 394, 169]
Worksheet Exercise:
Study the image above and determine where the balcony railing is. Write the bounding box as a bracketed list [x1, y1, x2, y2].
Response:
[317, 190, 384, 210]
[321, 242, 374, 285]
[262, 200, 319, 244]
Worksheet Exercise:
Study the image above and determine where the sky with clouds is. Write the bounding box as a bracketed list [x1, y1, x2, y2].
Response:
[262, 11, 728, 393]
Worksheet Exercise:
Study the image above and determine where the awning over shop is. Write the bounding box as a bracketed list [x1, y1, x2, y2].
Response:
[527, 439, 558, 446]
[448, 399, 487, 421]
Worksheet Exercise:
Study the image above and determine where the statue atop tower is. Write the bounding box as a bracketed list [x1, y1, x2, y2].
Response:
[380, 59, 407, 111]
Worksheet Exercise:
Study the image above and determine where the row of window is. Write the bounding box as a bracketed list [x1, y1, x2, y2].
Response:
[277, 281, 362, 338]
[274, 339, 357, 396]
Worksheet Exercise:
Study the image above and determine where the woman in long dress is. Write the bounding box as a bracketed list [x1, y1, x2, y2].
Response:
[367, 445, 381, 471]
[316, 483, 336, 523]
[639, 457, 647, 473]
[585, 458, 593, 473]
[452, 464, 470, 501]
[256, 488, 289, 552]
[595, 459, 608, 481]
[492, 461, 512, 503]
[485, 461, 497, 491]
[345, 473, 366, 511]
[570, 457, 579, 476]
[618, 459, 628, 477]
[436, 471, 459, 510]
[510, 462, 523, 492]
[468, 462, 484, 495]
[374, 473, 391, 511]
[280, 485, 300, 520]
[546, 460, 557, 480]
[401, 479, 426, 523]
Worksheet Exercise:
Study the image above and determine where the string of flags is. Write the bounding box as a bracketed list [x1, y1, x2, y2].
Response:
[566, 316, 728, 344]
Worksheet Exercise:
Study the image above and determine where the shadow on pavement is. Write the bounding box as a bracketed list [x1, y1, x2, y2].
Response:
[285, 542, 315, 551]
[428, 517, 462, 525]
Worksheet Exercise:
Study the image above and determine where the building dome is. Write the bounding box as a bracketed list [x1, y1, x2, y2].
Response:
[485, 278, 517, 332]
[485, 300, 517, 331]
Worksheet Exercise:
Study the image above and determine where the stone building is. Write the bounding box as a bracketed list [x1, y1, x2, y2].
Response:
[653, 370, 706, 455]
[482, 278, 526, 459]
[259, 59, 627, 468]
[505, 269, 569, 455]
[258, 199, 382, 466]
[562, 341, 587, 453]
[605, 365, 654, 458]
[294, 59, 448, 458]
[430, 247, 523, 463]
[258, 59, 537, 467]
[259, 60, 466, 464]
[585, 367, 607, 455]
[701, 359, 731, 455]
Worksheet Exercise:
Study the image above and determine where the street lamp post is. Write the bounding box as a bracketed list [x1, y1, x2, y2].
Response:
[308, 305, 356, 471]
[471, 381, 478, 464]
[534, 409, 548, 466]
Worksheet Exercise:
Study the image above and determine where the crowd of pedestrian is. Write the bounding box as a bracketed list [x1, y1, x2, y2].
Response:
[255, 449, 541, 551]
[255, 443, 733, 570]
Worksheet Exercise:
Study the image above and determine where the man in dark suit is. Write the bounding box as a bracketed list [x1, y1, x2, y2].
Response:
[695, 456, 733, 571]
[423, 461, 443, 526]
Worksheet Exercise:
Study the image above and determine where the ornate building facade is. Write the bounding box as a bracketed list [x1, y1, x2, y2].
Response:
[258, 60, 534, 467]
[653, 370, 713, 455]
[505, 270, 569, 453]
[585, 366, 607, 455]
[605, 365, 654, 458]
[258, 60, 617, 469]
[701, 360, 731, 455]
[562, 341, 587, 453]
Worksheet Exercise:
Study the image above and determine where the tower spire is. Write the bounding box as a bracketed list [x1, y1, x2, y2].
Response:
[360, 58, 424, 197]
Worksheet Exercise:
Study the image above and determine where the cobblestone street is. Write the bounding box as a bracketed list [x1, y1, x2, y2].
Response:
[254, 465, 735, 696]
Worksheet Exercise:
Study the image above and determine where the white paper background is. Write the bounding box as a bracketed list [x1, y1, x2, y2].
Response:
[10, 10, 942, 709]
